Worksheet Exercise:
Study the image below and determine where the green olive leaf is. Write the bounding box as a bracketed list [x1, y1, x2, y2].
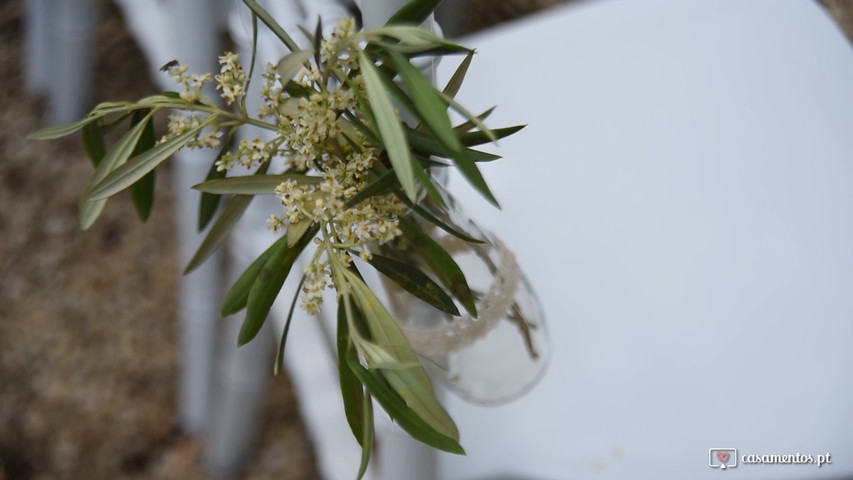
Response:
[274, 274, 306, 376]
[221, 235, 287, 317]
[443, 50, 474, 99]
[193, 174, 321, 195]
[239, 223, 318, 346]
[356, 388, 374, 480]
[184, 162, 271, 274]
[453, 106, 496, 133]
[390, 188, 485, 244]
[398, 218, 478, 316]
[358, 51, 418, 202]
[78, 111, 155, 229]
[80, 120, 106, 167]
[385, 0, 442, 26]
[386, 50, 461, 156]
[197, 130, 235, 231]
[186, 194, 253, 274]
[241, 0, 299, 52]
[459, 125, 525, 147]
[346, 349, 464, 454]
[87, 116, 215, 200]
[338, 297, 367, 445]
[128, 111, 157, 222]
[367, 253, 459, 315]
[344, 270, 459, 441]
[28, 114, 105, 140]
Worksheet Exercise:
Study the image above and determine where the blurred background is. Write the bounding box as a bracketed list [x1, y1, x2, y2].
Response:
[1, 0, 852, 479]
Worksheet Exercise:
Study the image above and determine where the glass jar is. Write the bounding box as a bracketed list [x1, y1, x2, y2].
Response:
[383, 188, 550, 405]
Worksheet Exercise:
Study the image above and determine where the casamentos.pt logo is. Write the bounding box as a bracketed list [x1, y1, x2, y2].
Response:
[710, 448, 832, 470]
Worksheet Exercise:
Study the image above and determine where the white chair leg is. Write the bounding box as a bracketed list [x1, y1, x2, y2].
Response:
[47, 0, 98, 125]
[203, 312, 275, 478]
[24, 0, 50, 96]
[171, 0, 223, 436]
[173, 149, 224, 435]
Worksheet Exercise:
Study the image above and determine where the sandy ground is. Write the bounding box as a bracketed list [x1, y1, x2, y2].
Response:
[1, 1, 850, 479]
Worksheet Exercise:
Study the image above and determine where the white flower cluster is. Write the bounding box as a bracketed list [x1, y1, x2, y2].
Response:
[269, 162, 406, 260]
[300, 262, 330, 315]
[215, 137, 275, 171]
[162, 114, 222, 148]
[262, 19, 411, 313]
[215, 52, 247, 105]
[165, 19, 410, 315]
[167, 64, 212, 102]
[319, 18, 359, 69]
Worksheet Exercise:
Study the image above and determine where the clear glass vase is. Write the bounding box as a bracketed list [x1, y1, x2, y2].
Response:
[383, 189, 550, 405]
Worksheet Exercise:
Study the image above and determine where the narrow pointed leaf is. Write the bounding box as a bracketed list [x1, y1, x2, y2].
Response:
[185, 194, 252, 274]
[221, 235, 287, 317]
[239, 223, 318, 346]
[346, 353, 464, 454]
[313, 17, 323, 67]
[459, 125, 525, 147]
[453, 106, 495, 133]
[399, 218, 478, 316]
[412, 154, 450, 168]
[81, 121, 106, 167]
[451, 149, 500, 207]
[130, 170, 156, 222]
[404, 126, 500, 162]
[345, 271, 459, 440]
[185, 159, 269, 274]
[241, 0, 299, 52]
[375, 69, 418, 123]
[338, 298, 366, 445]
[358, 52, 418, 202]
[86, 113, 151, 187]
[128, 112, 157, 222]
[439, 90, 496, 142]
[239, 240, 293, 345]
[356, 388, 374, 480]
[386, 50, 461, 155]
[239, 11, 259, 116]
[386, 0, 442, 26]
[87, 118, 212, 200]
[367, 254, 459, 315]
[468, 150, 501, 162]
[443, 50, 474, 99]
[342, 111, 380, 145]
[346, 169, 396, 206]
[401, 128, 499, 205]
[28, 115, 102, 140]
[78, 112, 153, 229]
[193, 174, 321, 195]
[275, 274, 306, 376]
[374, 41, 468, 57]
[390, 188, 485, 244]
[410, 161, 445, 207]
[197, 131, 235, 231]
[364, 27, 466, 53]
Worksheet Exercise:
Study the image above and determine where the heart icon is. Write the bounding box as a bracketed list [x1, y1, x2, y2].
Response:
[716, 451, 730, 463]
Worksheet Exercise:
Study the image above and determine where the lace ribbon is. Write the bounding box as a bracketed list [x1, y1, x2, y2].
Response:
[399, 237, 521, 356]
